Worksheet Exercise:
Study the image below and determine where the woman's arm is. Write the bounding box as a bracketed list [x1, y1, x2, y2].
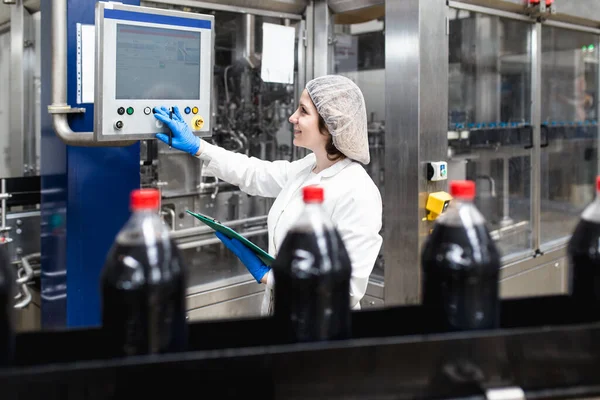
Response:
[153, 106, 300, 198]
[197, 140, 302, 198]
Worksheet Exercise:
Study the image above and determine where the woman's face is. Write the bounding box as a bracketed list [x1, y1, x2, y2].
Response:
[289, 89, 328, 152]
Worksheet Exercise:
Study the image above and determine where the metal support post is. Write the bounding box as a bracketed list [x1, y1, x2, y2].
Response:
[530, 22, 542, 253]
[384, 0, 448, 305]
[9, 0, 34, 177]
[312, 0, 333, 78]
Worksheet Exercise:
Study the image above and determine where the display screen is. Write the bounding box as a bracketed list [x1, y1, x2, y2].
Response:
[115, 24, 201, 100]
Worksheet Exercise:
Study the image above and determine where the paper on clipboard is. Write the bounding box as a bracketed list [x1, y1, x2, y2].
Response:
[185, 210, 275, 266]
[260, 23, 295, 85]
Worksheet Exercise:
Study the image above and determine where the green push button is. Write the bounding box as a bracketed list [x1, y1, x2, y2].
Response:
[126, 107, 134, 115]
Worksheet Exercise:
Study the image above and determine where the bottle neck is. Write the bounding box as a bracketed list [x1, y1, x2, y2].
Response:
[580, 194, 600, 223]
[439, 196, 485, 227]
[132, 208, 159, 213]
[292, 201, 330, 232]
[451, 197, 473, 206]
[303, 201, 323, 208]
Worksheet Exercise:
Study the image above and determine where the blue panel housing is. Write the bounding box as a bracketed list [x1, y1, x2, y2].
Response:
[41, 0, 141, 328]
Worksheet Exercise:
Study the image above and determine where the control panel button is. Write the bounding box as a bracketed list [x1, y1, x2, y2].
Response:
[156, 120, 163, 128]
[114, 121, 124, 130]
[126, 107, 134, 115]
[144, 107, 151, 115]
[184, 107, 191, 114]
[191, 115, 204, 130]
[192, 106, 198, 114]
[117, 107, 125, 115]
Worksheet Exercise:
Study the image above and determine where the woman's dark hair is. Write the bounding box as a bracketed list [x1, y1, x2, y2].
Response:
[318, 114, 345, 162]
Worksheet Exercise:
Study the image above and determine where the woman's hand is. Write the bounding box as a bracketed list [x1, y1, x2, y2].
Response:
[153, 106, 201, 156]
[215, 232, 270, 284]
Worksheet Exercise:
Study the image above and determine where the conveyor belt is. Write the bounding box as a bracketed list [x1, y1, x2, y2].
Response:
[2, 295, 600, 399]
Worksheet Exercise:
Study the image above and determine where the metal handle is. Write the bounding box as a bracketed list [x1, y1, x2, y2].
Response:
[13, 253, 40, 309]
[14, 267, 32, 309]
[161, 208, 176, 231]
[49, 0, 136, 147]
[16, 252, 38, 284]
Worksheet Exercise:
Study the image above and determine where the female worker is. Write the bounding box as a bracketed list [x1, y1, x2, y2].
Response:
[153, 75, 383, 316]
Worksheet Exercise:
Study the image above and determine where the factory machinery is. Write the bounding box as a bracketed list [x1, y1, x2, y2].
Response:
[0, 0, 599, 330]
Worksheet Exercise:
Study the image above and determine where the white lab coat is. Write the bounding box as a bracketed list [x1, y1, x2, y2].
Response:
[196, 141, 383, 316]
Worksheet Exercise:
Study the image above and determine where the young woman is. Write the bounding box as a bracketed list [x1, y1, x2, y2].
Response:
[154, 75, 383, 316]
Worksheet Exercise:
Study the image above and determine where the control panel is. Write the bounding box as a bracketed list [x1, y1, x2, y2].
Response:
[94, 2, 214, 142]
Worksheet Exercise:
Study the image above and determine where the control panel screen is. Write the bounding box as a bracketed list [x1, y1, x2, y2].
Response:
[115, 24, 201, 100]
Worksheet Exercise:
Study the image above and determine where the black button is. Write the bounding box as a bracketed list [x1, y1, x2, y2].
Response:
[117, 107, 125, 115]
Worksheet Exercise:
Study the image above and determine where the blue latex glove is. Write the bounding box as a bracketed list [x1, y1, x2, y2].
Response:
[215, 231, 270, 283]
[153, 106, 201, 156]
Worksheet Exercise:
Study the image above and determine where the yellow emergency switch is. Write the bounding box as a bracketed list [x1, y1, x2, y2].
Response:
[191, 115, 204, 130]
[425, 191, 452, 221]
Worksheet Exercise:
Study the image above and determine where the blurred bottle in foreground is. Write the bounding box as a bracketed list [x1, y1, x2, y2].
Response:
[568, 175, 600, 319]
[272, 186, 352, 342]
[421, 180, 501, 332]
[100, 189, 188, 356]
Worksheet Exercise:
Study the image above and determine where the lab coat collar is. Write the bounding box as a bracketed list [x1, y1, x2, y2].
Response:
[313, 157, 354, 178]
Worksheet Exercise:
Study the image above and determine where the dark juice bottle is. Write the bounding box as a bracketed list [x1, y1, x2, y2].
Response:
[0, 243, 15, 366]
[567, 175, 600, 319]
[100, 189, 188, 356]
[421, 180, 501, 331]
[272, 185, 352, 342]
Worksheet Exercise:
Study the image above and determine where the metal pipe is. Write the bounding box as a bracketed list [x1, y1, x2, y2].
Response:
[476, 175, 496, 197]
[197, 180, 233, 192]
[49, 0, 135, 147]
[447, 1, 534, 23]
[14, 267, 32, 309]
[16, 252, 38, 284]
[177, 228, 268, 250]
[143, 0, 303, 20]
[530, 22, 542, 251]
[1, 180, 6, 232]
[501, 156, 513, 227]
[243, 13, 258, 68]
[244, 14, 254, 57]
[543, 19, 600, 35]
[161, 208, 176, 231]
[171, 215, 267, 239]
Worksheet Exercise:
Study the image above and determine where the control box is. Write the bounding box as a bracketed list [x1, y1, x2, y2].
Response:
[426, 161, 448, 182]
[425, 191, 452, 221]
[94, 2, 214, 142]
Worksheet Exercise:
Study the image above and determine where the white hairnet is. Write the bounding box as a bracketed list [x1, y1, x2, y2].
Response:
[305, 75, 370, 165]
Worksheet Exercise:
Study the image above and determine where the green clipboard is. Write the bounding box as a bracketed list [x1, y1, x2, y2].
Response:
[185, 210, 275, 266]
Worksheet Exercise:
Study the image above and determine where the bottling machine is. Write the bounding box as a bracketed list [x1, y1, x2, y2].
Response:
[0, 0, 598, 328]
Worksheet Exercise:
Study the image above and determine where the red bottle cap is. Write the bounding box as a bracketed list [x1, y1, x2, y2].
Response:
[303, 185, 324, 203]
[131, 189, 160, 210]
[450, 180, 476, 200]
[596, 176, 600, 192]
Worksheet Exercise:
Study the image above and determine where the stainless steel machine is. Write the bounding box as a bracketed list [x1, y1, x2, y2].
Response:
[0, 0, 599, 328]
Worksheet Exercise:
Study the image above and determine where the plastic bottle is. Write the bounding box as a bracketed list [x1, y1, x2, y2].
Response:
[271, 185, 352, 342]
[0, 244, 15, 366]
[421, 180, 501, 331]
[567, 175, 600, 318]
[100, 188, 188, 356]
